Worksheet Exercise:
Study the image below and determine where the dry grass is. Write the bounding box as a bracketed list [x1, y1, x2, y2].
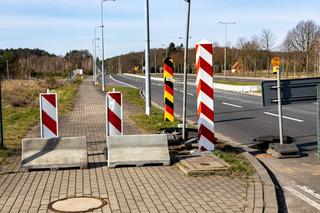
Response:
[0, 78, 81, 164]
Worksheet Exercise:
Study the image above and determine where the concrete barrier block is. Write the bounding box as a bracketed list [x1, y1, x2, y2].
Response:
[21, 136, 88, 170]
[107, 134, 170, 168]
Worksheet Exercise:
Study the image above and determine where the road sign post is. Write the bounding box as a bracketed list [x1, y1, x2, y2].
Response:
[196, 39, 215, 151]
[163, 58, 174, 122]
[40, 91, 59, 138]
[272, 57, 284, 146]
[106, 90, 123, 137]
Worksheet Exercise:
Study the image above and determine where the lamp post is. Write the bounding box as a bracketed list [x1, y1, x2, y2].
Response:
[182, 0, 191, 140]
[0, 55, 4, 147]
[101, 0, 115, 92]
[218, 21, 236, 81]
[161, 44, 168, 58]
[145, 0, 151, 115]
[93, 26, 102, 84]
[92, 37, 100, 84]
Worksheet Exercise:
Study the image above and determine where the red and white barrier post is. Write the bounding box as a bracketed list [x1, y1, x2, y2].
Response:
[196, 39, 215, 151]
[106, 90, 123, 136]
[40, 91, 59, 138]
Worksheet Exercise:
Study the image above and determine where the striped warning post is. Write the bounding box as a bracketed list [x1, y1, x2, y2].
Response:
[40, 92, 59, 138]
[106, 91, 123, 136]
[196, 39, 215, 151]
[164, 57, 174, 122]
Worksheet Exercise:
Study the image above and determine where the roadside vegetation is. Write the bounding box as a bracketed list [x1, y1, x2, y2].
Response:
[0, 78, 81, 164]
[106, 85, 254, 177]
[214, 80, 259, 86]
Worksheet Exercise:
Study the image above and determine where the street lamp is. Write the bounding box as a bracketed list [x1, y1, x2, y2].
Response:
[182, 0, 191, 140]
[0, 56, 5, 148]
[92, 37, 100, 85]
[145, 0, 151, 115]
[101, 0, 115, 92]
[93, 26, 102, 84]
[161, 44, 168, 58]
[218, 21, 236, 81]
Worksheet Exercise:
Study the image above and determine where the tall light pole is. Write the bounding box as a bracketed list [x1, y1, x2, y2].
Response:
[0, 56, 4, 147]
[93, 26, 102, 84]
[101, 0, 115, 92]
[182, 0, 191, 140]
[218, 21, 236, 81]
[145, 0, 151, 115]
[92, 37, 100, 84]
[161, 44, 168, 58]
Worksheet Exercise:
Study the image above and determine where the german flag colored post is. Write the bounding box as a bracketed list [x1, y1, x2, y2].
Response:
[163, 57, 174, 122]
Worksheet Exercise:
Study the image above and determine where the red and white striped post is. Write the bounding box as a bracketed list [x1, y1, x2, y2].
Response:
[196, 39, 215, 151]
[40, 91, 59, 138]
[106, 90, 123, 136]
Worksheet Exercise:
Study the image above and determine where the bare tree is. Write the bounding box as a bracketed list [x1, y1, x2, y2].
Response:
[281, 32, 294, 77]
[237, 37, 248, 76]
[260, 29, 276, 77]
[289, 20, 320, 76]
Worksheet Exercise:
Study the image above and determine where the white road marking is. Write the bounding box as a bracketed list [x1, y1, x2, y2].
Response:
[263, 112, 304, 123]
[222, 102, 243, 108]
[174, 88, 178, 91]
[109, 75, 138, 89]
[284, 186, 320, 211]
[179, 90, 183, 93]
[187, 93, 194, 96]
[297, 185, 320, 200]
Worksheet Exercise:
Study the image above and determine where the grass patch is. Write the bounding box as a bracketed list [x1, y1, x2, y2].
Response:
[213, 142, 255, 177]
[106, 86, 180, 133]
[0, 79, 82, 164]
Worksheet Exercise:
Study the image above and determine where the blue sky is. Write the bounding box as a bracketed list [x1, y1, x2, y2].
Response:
[0, 0, 320, 57]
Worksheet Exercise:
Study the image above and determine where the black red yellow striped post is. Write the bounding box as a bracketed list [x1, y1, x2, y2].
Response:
[164, 57, 174, 122]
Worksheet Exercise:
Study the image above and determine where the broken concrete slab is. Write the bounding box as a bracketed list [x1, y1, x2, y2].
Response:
[107, 134, 170, 168]
[21, 136, 88, 170]
[176, 155, 230, 176]
[267, 143, 300, 158]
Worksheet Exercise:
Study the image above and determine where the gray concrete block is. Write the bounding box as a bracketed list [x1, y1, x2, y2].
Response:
[107, 134, 170, 168]
[21, 136, 88, 170]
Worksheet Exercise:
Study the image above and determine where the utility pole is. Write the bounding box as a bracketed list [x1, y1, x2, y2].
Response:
[6, 60, 9, 79]
[100, 0, 115, 92]
[218, 21, 236, 81]
[182, 0, 191, 140]
[0, 55, 4, 147]
[145, 0, 151, 115]
[154, 50, 157, 73]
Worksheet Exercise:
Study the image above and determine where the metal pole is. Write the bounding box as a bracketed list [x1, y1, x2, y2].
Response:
[277, 66, 284, 145]
[155, 50, 157, 73]
[100, 1, 115, 91]
[145, 0, 151, 115]
[224, 24, 227, 81]
[92, 39, 95, 82]
[182, 0, 191, 140]
[101, 1, 106, 91]
[6, 60, 9, 79]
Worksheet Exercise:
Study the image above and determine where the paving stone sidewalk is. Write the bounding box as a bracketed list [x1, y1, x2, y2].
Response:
[0, 77, 258, 213]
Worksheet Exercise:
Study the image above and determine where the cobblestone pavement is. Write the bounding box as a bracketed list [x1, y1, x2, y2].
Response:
[0, 78, 254, 213]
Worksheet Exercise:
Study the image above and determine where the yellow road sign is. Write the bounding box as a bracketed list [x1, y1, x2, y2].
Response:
[273, 66, 279, 74]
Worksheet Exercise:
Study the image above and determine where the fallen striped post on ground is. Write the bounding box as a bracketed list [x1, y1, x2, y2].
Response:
[196, 39, 215, 151]
[106, 90, 123, 136]
[163, 57, 174, 122]
[40, 91, 58, 138]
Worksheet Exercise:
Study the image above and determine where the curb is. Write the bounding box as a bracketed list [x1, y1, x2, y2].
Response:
[140, 90, 279, 213]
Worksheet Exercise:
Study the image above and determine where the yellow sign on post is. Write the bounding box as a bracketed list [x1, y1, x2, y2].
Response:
[271, 57, 281, 74]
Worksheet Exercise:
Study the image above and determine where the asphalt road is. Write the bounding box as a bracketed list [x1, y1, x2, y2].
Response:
[109, 74, 320, 212]
[111, 74, 316, 148]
